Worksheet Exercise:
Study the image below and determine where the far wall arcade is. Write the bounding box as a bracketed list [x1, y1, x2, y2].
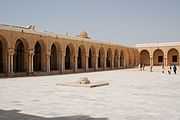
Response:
[136, 43, 180, 66]
[0, 24, 138, 77]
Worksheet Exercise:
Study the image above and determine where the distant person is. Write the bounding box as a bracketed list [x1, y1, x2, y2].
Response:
[168, 66, 171, 75]
[170, 65, 172, 71]
[142, 64, 145, 71]
[173, 64, 177, 74]
[161, 64, 165, 73]
[138, 64, 140, 69]
[150, 65, 153, 72]
[140, 64, 142, 71]
[162, 66, 165, 74]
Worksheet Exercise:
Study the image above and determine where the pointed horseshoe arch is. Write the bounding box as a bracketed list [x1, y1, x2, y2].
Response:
[153, 49, 164, 66]
[167, 48, 179, 65]
[65, 44, 75, 70]
[0, 41, 3, 73]
[98, 47, 105, 68]
[0, 35, 8, 73]
[77, 45, 86, 69]
[106, 48, 112, 68]
[14, 39, 26, 72]
[50, 44, 58, 71]
[33, 42, 42, 72]
[120, 50, 124, 67]
[114, 49, 119, 68]
[140, 50, 150, 66]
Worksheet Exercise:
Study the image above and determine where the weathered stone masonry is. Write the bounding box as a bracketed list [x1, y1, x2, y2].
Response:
[0, 24, 139, 77]
[136, 43, 180, 66]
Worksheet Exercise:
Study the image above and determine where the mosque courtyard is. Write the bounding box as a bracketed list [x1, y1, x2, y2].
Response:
[0, 67, 180, 120]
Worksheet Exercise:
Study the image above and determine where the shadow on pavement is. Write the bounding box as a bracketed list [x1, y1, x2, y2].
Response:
[0, 109, 108, 120]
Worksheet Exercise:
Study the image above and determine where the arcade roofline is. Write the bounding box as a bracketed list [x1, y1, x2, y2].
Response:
[0, 24, 133, 48]
[136, 42, 180, 48]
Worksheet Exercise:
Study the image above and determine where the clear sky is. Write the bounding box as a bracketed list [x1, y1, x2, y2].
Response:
[0, 0, 180, 45]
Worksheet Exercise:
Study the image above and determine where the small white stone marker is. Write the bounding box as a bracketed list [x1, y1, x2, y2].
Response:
[79, 77, 91, 84]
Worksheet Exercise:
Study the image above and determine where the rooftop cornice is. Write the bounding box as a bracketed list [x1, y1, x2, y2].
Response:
[136, 42, 180, 48]
[0, 24, 129, 48]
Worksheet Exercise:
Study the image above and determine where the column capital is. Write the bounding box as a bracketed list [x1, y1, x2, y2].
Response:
[61, 53, 65, 57]
[46, 50, 51, 56]
[7, 49, 14, 74]
[92, 55, 97, 58]
[164, 55, 167, 59]
[85, 53, 89, 57]
[61, 50, 65, 56]
[28, 49, 34, 55]
[94, 54, 98, 57]
[8, 48, 15, 55]
[74, 54, 78, 58]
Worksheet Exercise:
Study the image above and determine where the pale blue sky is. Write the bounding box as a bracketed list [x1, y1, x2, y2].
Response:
[0, 0, 180, 45]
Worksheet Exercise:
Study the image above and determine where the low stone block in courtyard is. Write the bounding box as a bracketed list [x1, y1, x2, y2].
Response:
[56, 77, 109, 88]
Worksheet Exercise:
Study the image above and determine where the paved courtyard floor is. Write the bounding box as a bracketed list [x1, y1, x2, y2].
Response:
[0, 67, 180, 120]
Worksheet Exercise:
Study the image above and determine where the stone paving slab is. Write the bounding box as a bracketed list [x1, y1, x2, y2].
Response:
[0, 67, 180, 120]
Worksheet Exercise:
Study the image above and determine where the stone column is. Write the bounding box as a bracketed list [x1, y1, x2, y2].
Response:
[7, 53, 10, 73]
[111, 56, 114, 69]
[8, 48, 14, 74]
[28, 49, 34, 74]
[164, 51, 168, 66]
[104, 56, 106, 70]
[94, 55, 98, 71]
[46, 51, 51, 73]
[164, 55, 167, 66]
[179, 54, 180, 66]
[59, 52, 65, 73]
[85, 55, 89, 72]
[149, 51, 153, 66]
[124, 58, 126, 68]
[117, 55, 120, 68]
[74, 55, 77, 72]
[150, 56, 153, 66]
